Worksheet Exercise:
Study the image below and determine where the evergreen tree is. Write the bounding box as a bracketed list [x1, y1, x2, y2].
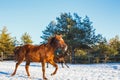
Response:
[109, 35, 120, 55]
[21, 32, 33, 45]
[41, 12, 104, 63]
[0, 27, 15, 55]
[13, 37, 21, 46]
[41, 21, 57, 43]
[41, 13, 103, 46]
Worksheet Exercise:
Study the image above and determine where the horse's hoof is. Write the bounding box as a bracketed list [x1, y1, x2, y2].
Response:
[28, 76, 31, 79]
[51, 73, 55, 76]
[44, 77, 48, 80]
[11, 73, 15, 76]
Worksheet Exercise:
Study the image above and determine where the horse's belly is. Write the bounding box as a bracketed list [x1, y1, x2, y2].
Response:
[30, 57, 41, 62]
[27, 54, 41, 62]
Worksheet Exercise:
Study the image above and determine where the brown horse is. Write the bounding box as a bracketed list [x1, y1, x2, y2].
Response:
[47, 51, 69, 68]
[11, 35, 67, 80]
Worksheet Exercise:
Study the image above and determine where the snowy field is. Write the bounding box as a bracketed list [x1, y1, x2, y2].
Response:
[0, 61, 120, 80]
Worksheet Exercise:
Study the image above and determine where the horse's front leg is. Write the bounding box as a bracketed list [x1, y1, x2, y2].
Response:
[41, 61, 47, 80]
[49, 60, 58, 76]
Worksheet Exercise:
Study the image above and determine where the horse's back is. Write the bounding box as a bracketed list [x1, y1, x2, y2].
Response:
[14, 44, 54, 62]
[23, 44, 46, 62]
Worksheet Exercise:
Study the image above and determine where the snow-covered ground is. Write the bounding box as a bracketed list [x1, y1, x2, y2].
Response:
[0, 61, 120, 80]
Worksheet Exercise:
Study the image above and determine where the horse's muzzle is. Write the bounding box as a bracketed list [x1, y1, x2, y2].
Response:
[64, 45, 68, 51]
[62, 44, 68, 52]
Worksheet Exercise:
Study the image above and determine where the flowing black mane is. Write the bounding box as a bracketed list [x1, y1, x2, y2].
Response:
[48, 36, 58, 47]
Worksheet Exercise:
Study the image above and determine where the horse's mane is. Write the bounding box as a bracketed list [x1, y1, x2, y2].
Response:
[48, 36, 56, 46]
[47, 35, 63, 47]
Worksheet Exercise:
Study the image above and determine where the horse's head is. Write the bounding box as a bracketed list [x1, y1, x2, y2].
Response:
[49, 35, 68, 52]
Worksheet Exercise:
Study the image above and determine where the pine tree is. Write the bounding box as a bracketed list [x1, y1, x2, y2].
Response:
[0, 27, 15, 56]
[41, 21, 57, 43]
[41, 13, 104, 63]
[21, 32, 33, 45]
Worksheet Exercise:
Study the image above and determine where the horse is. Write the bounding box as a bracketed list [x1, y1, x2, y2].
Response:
[11, 35, 67, 80]
[47, 51, 69, 68]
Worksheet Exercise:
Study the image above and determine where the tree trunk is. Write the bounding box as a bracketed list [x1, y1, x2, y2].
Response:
[71, 47, 75, 64]
[0, 52, 3, 61]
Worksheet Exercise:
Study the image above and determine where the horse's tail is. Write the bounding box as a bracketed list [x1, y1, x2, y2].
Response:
[14, 46, 22, 61]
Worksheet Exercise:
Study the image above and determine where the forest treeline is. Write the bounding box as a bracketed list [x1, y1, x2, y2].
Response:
[0, 12, 120, 63]
[0, 27, 33, 60]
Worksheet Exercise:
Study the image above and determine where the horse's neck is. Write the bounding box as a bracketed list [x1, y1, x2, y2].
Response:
[47, 44, 57, 52]
[46, 44, 57, 53]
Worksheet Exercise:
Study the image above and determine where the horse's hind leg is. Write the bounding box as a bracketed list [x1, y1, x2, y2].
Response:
[11, 60, 23, 76]
[49, 60, 58, 76]
[25, 61, 30, 77]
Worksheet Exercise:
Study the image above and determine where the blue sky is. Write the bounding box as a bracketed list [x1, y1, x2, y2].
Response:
[0, 0, 120, 44]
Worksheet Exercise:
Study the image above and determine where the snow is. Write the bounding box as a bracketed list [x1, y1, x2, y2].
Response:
[0, 61, 120, 80]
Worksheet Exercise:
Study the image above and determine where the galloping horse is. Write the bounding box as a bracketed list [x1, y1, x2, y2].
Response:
[11, 35, 67, 80]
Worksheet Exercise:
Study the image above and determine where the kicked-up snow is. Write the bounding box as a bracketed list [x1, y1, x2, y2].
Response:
[0, 61, 120, 80]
